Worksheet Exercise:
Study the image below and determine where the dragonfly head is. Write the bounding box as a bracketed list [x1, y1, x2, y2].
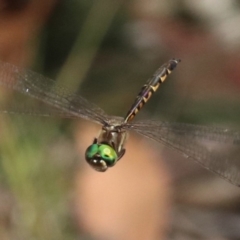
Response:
[85, 143, 118, 172]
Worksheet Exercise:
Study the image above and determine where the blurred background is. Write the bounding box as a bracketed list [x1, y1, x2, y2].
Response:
[1, 0, 240, 239]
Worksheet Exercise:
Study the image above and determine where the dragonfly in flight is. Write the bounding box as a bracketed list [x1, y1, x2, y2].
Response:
[0, 59, 240, 186]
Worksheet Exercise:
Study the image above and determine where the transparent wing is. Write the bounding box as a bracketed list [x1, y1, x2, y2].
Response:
[0, 61, 110, 125]
[125, 120, 240, 186]
[0, 102, 81, 119]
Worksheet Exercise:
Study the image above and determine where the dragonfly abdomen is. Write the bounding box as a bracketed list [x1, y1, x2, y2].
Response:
[124, 59, 180, 123]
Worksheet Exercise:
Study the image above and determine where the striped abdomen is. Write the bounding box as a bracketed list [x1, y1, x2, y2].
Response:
[124, 59, 180, 123]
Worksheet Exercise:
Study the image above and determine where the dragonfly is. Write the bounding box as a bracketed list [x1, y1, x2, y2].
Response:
[0, 59, 240, 186]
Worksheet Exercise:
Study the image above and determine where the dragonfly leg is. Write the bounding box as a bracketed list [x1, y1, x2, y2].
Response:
[109, 140, 126, 161]
[117, 149, 126, 161]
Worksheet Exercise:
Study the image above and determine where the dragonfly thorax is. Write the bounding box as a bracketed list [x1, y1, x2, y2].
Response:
[85, 125, 128, 172]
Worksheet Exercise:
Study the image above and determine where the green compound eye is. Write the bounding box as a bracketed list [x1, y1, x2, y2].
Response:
[85, 144, 118, 172]
[85, 144, 99, 159]
[98, 144, 117, 163]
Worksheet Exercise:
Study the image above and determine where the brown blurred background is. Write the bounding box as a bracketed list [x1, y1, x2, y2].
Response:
[1, 0, 240, 239]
